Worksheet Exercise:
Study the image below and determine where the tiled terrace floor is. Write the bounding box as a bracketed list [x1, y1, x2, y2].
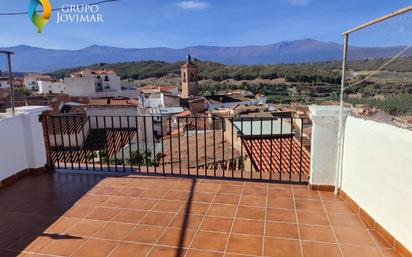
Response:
[0, 172, 403, 257]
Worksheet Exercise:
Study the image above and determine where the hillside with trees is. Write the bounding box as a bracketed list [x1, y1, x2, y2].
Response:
[51, 57, 412, 112]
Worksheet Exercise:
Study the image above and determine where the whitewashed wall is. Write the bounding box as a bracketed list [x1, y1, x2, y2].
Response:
[0, 107, 50, 181]
[341, 117, 412, 251]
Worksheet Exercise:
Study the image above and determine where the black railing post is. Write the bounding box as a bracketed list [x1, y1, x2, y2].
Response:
[96, 116, 103, 171]
[177, 117, 182, 175]
[135, 116, 141, 173]
[103, 116, 110, 172]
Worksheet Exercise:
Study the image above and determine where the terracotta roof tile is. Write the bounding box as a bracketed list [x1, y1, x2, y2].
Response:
[242, 137, 310, 176]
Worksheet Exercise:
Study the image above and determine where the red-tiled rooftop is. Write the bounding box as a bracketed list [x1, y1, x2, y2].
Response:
[51, 129, 136, 163]
[243, 137, 311, 178]
[162, 130, 241, 169]
[0, 172, 402, 257]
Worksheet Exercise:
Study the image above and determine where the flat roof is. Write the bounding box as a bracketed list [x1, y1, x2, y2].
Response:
[232, 118, 292, 136]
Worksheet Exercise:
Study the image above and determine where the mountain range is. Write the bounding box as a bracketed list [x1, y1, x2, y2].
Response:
[1, 39, 411, 72]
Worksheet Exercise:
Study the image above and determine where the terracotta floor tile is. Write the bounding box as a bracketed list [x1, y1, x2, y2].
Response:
[293, 189, 320, 200]
[297, 210, 329, 226]
[103, 196, 135, 208]
[243, 186, 267, 196]
[329, 213, 367, 229]
[64, 204, 94, 218]
[264, 237, 301, 257]
[128, 198, 158, 210]
[302, 241, 343, 257]
[72, 238, 117, 257]
[267, 197, 295, 210]
[139, 189, 169, 199]
[191, 231, 228, 251]
[295, 199, 324, 211]
[239, 194, 266, 207]
[127, 178, 155, 188]
[39, 237, 86, 256]
[78, 195, 110, 206]
[0, 249, 32, 257]
[109, 242, 152, 257]
[117, 187, 145, 197]
[270, 183, 293, 189]
[147, 246, 186, 257]
[140, 212, 175, 226]
[232, 219, 264, 235]
[179, 202, 210, 215]
[236, 206, 265, 220]
[66, 219, 106, 237]
[164, 191, 191, 201]
[7, 232, 52, 252]
[218, 185, 243, 194]
[126, 225, 164, 244]
[334, 227, 375, 246]
[213, 194, 240, 205]
[207, 204, 237, 217]
[268, 188, 293, 198]
[227, 234, 263, 256]
[186, 249, 224, 257]
[324, 201, 354, 214]
[12, 214, 54, 231]
[381, 249, 403, 257]
[341, 245, 384, 257]
[368, 231, 392, 249]
[266, 222, 299, 239]
[169, 214, 203, 229]
[149, 181, 176, 190]
[111, 209, 147, 224]
[94, 222, 134, 241]
[319, 192, 342, 201]
[152, 200, 185, 212]
[157, 227, 196, 247]
[172, 181, 195, 191]
[93, 186, 123, 196]
[191, 192, 215, 203]
[299, 224, 336, 243]
[267, 208, 297, 223]
[195, 183, 221, 193]
[45, 217, 80, 234]
[200, 216, 233, 232]
[86, 207, 120, 221]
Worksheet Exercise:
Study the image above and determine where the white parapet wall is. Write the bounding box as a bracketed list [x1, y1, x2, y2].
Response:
[309, 105, 351, 186]
[341, 116, 412, 251]
[0, 106, 50, 182]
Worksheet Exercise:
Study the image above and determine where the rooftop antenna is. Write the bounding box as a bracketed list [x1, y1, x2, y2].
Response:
[335, 5, 412, 195]
[0, 50, 15, 116]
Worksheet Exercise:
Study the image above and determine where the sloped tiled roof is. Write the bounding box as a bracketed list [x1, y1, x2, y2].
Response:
[47, 115, 87, 135]
[51, 129, 136, 163]
[242, 137, 310, 176]
[162, 130, 240, 169]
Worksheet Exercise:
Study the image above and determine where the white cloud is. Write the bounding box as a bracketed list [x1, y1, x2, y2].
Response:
[287, 0, 311, 6]
[177, 1, 210, 10]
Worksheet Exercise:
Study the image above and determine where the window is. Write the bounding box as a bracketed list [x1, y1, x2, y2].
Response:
[190, 72, 196, 82]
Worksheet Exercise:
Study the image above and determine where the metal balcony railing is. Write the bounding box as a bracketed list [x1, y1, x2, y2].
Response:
[43, 114, 311, 183]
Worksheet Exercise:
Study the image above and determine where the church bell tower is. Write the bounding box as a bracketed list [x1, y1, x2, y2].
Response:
[181, 54, 198, 98]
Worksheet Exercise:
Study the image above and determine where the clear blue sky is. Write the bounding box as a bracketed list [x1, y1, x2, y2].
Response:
[0, 0, 411, 49]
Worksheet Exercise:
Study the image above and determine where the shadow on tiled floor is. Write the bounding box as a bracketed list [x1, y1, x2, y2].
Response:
[0, 172, 403, 257]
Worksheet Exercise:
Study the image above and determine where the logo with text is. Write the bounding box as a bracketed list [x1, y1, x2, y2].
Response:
[56, 4, 104, 24]
[28, 0, 52, 33]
